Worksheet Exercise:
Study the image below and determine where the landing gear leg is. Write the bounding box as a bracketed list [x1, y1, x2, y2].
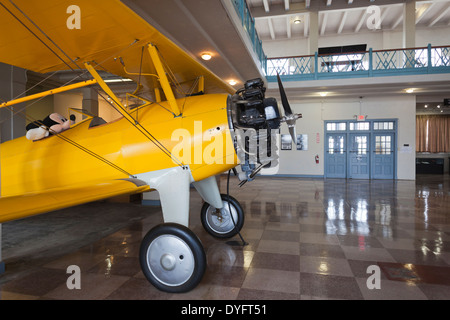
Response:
[136, 167, 205, 293]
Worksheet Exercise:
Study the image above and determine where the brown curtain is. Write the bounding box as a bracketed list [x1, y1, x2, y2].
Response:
[416, 115, 450, 152]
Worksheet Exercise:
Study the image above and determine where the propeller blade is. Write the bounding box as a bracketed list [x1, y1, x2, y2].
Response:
[287, 120, 297, 145]
[276, 73, 293, 115]
[277, 73, 299, 145]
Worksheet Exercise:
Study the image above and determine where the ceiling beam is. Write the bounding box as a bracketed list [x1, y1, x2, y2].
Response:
[253, 2, 307, 19]
[286, 16, 291, 38]
[416, 3, 436, 25]
[355, 9, 367, 33]
[391, 14, 403, 30]
[321, 12, 328, 35]
[304, 14, 309, 37]
[428, 3, 450, 27]
[379, 7, 390, 28]
[268, 18, 275, 39]
[337, 11, 348, 34]
[263, 0, 270, 12]
[252, 0, 404, 20]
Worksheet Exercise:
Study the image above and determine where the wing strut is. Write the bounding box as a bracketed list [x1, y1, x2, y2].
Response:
[85, 62, 185, 168]
[0, 80, 97, 109]
[147, 44, 181, 116]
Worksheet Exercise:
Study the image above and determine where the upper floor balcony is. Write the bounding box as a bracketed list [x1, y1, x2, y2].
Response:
[266, 44, 450, 82]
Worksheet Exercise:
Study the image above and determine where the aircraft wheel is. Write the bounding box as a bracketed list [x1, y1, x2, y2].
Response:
[201, 194, 244, 238]
[139, 223, 206, 293]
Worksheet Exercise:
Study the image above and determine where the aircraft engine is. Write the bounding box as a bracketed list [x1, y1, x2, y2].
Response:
[228, 77, 301, 185]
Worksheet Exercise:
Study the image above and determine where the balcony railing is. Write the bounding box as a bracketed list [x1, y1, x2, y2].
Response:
[232, 0, 267, 72]
[266, 44, 450, 81]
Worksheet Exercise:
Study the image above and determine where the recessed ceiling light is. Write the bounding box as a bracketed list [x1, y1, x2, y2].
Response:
[201, 53, 212, 61]
[104, 78, 133, 83]
[424, 104, 428, 108]
[406, 88, 414, 93]
[293, 18, 301, 24]
[320, 92, 328, 97]
[437, 105, 441, 108]
[228, 80, 237, 86]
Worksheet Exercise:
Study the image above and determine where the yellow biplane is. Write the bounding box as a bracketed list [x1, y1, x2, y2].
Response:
[0, 0, 300, 292]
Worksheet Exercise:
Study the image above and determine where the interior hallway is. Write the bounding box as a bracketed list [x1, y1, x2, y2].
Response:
[0, 174, 449, 300]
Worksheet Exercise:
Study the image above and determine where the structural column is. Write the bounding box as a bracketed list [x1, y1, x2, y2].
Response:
[0, 63, 27, 143]
[309, 10, 319, 73]
[0, 224, 3, 274]
[403, 1, 416, 68]
[0, 225, 3, 274]
[0, 62, 26, 275]
[81, 87, 99, 117]
[403, 1, 416, 48]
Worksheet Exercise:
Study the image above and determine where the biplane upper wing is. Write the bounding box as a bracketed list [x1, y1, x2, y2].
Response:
[0, 179, 150, 224]
[0, 0, 235, 103]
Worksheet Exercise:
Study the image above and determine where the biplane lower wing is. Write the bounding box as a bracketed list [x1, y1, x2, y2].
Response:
[0, 178, 150, 224]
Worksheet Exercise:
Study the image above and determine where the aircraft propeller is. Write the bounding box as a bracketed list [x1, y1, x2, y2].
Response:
[276, 73, 302, 145]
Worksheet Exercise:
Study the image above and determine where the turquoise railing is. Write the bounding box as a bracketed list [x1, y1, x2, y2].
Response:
[266, 44, 450, 81]
[232, 0, 267, 73]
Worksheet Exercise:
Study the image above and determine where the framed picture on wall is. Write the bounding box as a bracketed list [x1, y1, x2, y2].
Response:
[281, 134, 292, 150]
[296, 134, 308, 151]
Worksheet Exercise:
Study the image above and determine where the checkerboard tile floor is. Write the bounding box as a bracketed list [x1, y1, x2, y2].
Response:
[1, 175, 449, 300]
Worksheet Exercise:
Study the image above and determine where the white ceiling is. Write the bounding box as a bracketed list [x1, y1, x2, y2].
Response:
[248, 0, 450, 41]
[32, 0, 449, 107]
[245, 0, 450, 106]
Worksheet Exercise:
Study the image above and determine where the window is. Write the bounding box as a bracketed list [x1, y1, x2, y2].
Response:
[355, 136, 368, 154]
[374, 121, 394, 130]
[326, 122, 346, 131]
[375, 136, 392, 154]
[328, 135, 345, 154]
[349, 122, 370, 131]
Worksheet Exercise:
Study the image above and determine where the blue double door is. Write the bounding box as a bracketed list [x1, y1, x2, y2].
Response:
[326, 132, 395, 179]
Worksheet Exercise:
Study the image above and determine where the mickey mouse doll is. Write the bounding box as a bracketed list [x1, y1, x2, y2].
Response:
[26, 113, 76, 141]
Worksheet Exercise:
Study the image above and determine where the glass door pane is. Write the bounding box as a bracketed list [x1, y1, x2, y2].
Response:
[349, 134, 370, 179]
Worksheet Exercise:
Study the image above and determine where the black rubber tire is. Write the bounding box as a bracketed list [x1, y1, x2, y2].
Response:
[200, 194, 244, 238]
[139, 223, 206, 293]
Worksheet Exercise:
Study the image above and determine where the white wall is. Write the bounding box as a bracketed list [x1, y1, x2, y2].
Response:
[275, 95, 416, 180]
[54, 92, 122, 123]
[54, 92, 83, 119]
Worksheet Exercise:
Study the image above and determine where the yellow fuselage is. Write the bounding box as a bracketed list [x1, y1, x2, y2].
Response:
[0, 93, 237, 197]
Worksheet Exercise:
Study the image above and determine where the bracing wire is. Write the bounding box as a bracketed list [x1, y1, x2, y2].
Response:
[3, 0, 186, 169]
[4, 105, 135, 177]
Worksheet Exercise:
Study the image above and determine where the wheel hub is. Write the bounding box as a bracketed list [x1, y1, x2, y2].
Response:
[147, 235, 195, 287]
[206, 200, 237, 233]
[160, 253, 176, 271]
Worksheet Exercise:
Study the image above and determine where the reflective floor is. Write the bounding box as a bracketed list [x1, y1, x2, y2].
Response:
[1, 174, 449, 300]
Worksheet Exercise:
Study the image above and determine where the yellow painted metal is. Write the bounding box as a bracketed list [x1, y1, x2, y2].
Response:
[0, 93, 237, 213]
[85, 62, 134, 122]
[0, 79, 97, 109]
[0, 180, 150, 224]
[0, 0, 235, 102]
[154, 88, 162, 103]
[147, 44, 181, 116]
[198, 76, 205, 93]
[0, 0, 239, 223]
